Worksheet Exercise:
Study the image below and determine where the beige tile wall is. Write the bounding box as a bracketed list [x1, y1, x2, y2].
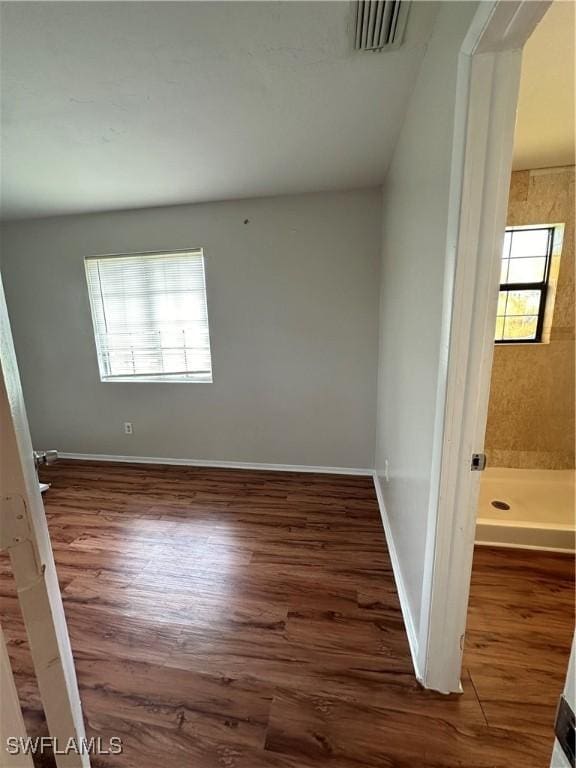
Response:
[485, 167, 575, 470]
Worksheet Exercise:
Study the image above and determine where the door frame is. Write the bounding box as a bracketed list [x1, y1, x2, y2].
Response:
[418, 0, 551, 693]
[0, 272, 90, 766]
[0, 623, 34, 767]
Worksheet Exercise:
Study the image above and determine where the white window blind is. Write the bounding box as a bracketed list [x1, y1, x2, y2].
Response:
[85, 249, 212, 382]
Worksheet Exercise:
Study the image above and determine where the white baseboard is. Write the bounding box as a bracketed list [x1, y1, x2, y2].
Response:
[372, 474, 421, 681]
[57, 452, 373, 477]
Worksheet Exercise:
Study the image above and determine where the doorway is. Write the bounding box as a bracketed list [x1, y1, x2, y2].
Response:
[420, 0, 575, 699]
[464, 2, 575, 751]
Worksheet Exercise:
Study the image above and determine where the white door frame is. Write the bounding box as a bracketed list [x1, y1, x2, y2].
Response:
[0, 273, 90, 767]
[0, 623, 34, 768]
[418, 0, 551, 693]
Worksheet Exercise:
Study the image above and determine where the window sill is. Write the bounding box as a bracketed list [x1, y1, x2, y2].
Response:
[494, 341, 549, 347]
[100, 375, 213, 384]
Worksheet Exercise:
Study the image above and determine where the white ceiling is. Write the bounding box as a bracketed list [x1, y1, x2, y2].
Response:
[0, 1, 439, 220]
[513, 0, 575, 171]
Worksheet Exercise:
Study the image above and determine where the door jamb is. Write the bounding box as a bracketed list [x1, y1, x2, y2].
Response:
[0, 274, 90, 767]
[417, 0, 551, 693]
[0, 623, 34, 768]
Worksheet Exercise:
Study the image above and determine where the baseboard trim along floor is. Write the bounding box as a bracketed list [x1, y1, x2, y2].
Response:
[372, 474, 421, 682]
[58, 452, 374, 477]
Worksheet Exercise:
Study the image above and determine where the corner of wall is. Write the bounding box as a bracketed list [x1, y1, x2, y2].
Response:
[371, 472, 422, 681]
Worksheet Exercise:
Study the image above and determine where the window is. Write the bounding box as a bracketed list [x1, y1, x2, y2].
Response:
[85, 249, 212, 382]
[495, 226, 555, 343]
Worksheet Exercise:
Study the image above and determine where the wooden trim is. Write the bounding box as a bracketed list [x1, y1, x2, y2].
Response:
[0, 624, 34, 768]
[468, 0, 551, 54]
[420, 0, 552, 693]
[58, 452, 374, 477]
[417, 37, 482, 692]
[0, 275, 90, 768]
[421, 48, 520, 693]
[372, 476, 421, 681]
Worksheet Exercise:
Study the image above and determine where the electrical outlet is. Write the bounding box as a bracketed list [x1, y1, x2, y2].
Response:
[124, 422, 133, 435]
[384, 459, 390, 483]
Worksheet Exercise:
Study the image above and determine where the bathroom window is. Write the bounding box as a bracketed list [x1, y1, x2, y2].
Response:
[85, 249, 212, 382]
[495, 226, 555, 343]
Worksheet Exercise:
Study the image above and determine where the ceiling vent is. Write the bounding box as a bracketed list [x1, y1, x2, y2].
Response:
[354, 1, 410, 52]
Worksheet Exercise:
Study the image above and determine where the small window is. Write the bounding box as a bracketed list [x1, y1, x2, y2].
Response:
[85, 249, 212, 382]
[495, 226, 554, 343]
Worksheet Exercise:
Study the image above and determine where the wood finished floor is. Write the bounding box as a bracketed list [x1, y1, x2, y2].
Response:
[1, 460, 574, 768]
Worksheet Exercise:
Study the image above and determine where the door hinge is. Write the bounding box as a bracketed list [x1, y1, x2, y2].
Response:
[0, 495, 32, 551]
[471, 453, 487, 471]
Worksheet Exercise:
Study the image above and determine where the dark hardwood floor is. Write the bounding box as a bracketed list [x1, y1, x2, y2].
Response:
[1, 460, 574, 767]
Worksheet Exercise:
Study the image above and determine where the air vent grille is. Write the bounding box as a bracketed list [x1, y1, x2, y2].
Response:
[354, 0, 410, 51]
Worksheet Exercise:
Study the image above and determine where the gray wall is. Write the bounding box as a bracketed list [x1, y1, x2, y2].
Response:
[375, 2, 478, 637]
[1, 188, 381, 468]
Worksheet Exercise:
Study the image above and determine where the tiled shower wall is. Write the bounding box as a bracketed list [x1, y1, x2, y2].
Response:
[485, 166, 575, 470]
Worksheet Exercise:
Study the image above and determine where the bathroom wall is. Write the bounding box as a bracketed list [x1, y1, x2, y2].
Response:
[484, 167, 575, 470]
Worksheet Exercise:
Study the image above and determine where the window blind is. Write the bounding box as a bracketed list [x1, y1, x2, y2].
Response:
[85, 249, 212, 382]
